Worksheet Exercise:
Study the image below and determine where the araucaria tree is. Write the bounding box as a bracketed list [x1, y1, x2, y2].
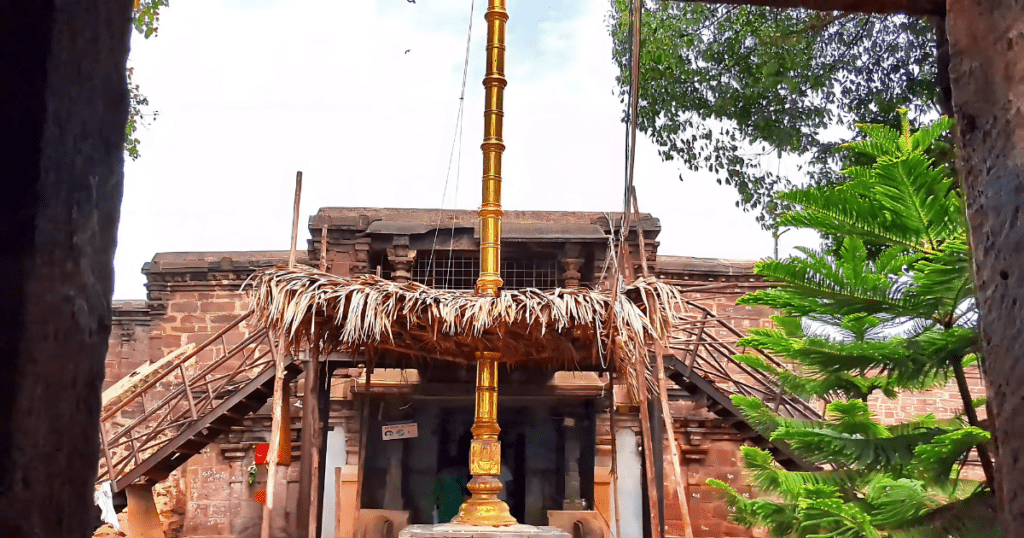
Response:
[709, 113, 997, 537]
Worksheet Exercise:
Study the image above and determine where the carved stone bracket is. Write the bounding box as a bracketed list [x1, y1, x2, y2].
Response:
[387, 238, 417, 283]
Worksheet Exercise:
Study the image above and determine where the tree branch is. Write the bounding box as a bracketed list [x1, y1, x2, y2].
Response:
[664, 0, 944, 17]
[952, 356, 996, 488]
[932, 15, 954, 118]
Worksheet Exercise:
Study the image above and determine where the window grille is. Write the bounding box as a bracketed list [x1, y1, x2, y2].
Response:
[412, 255, 559, 290]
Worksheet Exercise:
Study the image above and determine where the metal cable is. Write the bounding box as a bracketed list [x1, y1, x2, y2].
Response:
[426, 0, 477, 284]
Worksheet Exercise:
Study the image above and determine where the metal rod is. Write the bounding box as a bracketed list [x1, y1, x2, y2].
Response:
[179, 364, 199, 420]
[101, 311, 252, 421]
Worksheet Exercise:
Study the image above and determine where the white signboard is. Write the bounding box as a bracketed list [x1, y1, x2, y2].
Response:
[382, 422, 418, 440]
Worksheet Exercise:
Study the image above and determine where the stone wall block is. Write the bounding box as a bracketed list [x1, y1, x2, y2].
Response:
[693, 516, 725, 538]
[169, 301, 200, 314]
[200, 301, 238, 313]
[704, 441, 740, 467]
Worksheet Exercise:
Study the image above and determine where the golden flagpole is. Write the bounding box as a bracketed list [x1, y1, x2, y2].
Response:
[451, 0, 516, 527]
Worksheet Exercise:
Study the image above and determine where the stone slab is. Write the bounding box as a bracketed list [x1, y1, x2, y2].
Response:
[399, 523, 570, 538]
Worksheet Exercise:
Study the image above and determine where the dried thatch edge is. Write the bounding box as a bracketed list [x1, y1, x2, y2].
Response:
[243, 265, 688, 400]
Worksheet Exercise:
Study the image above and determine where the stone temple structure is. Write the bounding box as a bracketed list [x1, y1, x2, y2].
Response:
[97, 206, 987, 538]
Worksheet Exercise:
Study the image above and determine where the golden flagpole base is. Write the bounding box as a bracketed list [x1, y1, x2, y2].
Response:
[451, 475, 516, 526]
[451, 353, 516, 527]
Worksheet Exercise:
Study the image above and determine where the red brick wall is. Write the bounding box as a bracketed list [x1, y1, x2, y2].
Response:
[154, 291, 252, 358]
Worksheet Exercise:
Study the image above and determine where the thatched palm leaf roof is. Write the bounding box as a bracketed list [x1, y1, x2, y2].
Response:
[244, 266, 688, 396]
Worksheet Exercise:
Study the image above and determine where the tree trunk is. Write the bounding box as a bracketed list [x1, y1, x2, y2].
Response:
[945, 0, 1024, 533]
[0, 1, 132, 536]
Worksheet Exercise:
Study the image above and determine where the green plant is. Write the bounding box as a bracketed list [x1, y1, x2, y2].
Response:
[709, 112, 998, 537]
[125, 0, 168, 160]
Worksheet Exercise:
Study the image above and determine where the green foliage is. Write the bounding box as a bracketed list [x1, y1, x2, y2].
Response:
[125, 0, 167, 160]
[710, 114, 997, 537]
[608, 1, 942, 227]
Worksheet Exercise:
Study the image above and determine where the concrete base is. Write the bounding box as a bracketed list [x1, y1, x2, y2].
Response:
[399, 523, 570, 538]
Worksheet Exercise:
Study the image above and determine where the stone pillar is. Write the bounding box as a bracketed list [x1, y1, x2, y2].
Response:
[123, 483, 164, 538]
[562, 418, 586, 510]
[383, 437, 405, 510]
[613, 428, 643, 538]
[387, 238, 418, 284]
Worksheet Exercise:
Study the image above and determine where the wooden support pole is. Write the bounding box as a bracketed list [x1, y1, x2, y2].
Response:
[353, 362, 373, 524]
[655, 346, 694, 538]
[630, 186, 649, 278]
[298, 342, 322, 538]
[261, 336, 292, 538]
[315, 362, 335, 538]
[609, 402, 622, 538]
[636, 351, 663, 538]
[289, 171, 303, 269]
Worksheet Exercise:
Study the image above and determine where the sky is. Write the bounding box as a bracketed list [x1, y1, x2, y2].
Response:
[115, 0, 817, 300]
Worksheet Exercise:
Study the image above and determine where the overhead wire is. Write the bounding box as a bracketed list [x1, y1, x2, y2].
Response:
[444, 0, 477, 289]
[426, 0, 477, 287]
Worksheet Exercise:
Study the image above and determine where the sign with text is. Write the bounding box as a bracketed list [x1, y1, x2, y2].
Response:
[381, 422, 418, 440]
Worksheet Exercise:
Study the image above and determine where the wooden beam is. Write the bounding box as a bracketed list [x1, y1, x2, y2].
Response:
[656, 347, 694, 538]
[637, 351, 663, 538]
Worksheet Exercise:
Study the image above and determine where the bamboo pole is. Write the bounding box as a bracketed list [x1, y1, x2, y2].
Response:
[289, 171, 303, 269]
[261, 335, 292, 538]
[263, 173, 302, 538]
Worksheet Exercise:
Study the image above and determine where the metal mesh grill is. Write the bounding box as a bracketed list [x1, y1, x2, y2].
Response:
[412, 256, 559, 290]
[501, 259, 558, 290]
[412, 256, 480, 290]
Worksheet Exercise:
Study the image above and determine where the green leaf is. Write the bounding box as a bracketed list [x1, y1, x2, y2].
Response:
[912, 427, 990, 483]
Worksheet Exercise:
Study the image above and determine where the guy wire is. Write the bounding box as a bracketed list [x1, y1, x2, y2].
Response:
[426, 0, 477, 287]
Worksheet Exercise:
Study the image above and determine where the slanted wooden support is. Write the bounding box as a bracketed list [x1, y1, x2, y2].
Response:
[655, 346, 694, 538]
[636, 351, 663, 538]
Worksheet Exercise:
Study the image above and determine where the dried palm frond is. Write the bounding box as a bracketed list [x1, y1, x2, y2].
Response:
[244, 265, 688, 401]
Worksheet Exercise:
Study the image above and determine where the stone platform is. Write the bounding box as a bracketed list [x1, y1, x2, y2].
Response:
[399, 523, 571, 538]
